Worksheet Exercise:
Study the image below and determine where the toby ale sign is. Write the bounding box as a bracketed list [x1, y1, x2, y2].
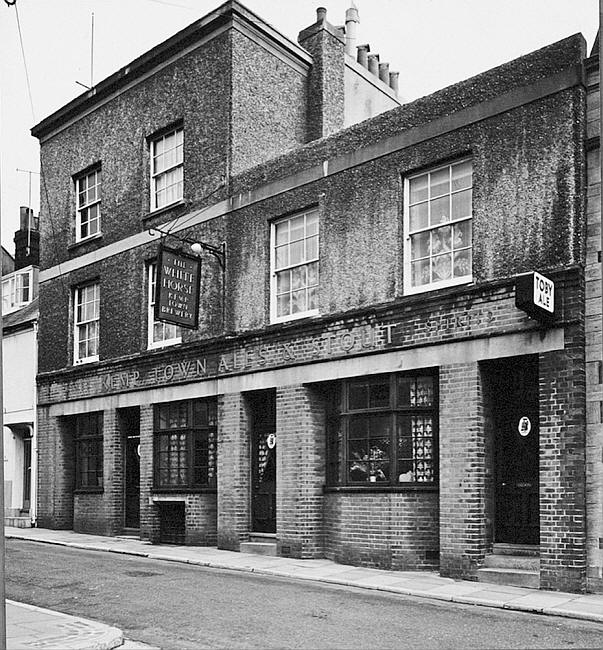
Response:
[515, 271, 555, 323]
[155, 246, 201, 329]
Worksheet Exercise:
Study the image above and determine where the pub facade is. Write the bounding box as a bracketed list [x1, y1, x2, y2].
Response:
[32, 1, 602, 593]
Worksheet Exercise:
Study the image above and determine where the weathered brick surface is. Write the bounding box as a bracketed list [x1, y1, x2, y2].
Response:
[539, 338, 587, 591]
[439, 362, 488, 579]
[324, 492, 439, 570]
[276, 385, 326, 559]
[217, 392, 251, 550]
[584, 54, 603, 594]
[36, 408, 74, 530]
[139, 405, 158, 542]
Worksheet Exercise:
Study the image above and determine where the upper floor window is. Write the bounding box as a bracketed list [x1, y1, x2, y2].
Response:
[327, 372, 438, 487]
[147, 262, 181, 349]
[151, 127, 183, 211]
[74, 412, 103, 491]
[404, 159, 472, 294]
[154, 398, 217, 490]
[76, 168, 101, 242]
[271, 208, 319, 323]
[2, 269, 32, 314]
[74, 282, 99, 364]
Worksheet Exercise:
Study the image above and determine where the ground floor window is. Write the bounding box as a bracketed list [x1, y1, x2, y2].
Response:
[154, 398, 217, 490]
[74, 412, 103, 490]
[327, 371, 438, 486]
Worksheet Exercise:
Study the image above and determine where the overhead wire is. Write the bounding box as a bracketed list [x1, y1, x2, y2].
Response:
[9, 0, 70, 303]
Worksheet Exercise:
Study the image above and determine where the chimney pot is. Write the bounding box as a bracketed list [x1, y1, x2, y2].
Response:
[389, 71, 400, 94]
[357, 43, 369, 67]
[345, 5, 360, 56]
[379, 62, 390, 84]
[367, 53, 379, 76]
[316, 7, 327, 23]
[19, 206, 33, 231]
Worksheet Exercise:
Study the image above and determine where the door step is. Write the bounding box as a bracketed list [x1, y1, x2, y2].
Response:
[5, 516, 32, 528]
[241, 533, 277, 556]
[493, 543, 539, 557]
[478, 547, 540, 589]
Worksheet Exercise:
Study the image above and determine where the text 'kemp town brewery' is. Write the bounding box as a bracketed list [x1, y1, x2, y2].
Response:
[31, 1, 603, 594]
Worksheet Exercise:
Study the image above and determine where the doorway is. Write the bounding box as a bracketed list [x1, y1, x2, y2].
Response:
[250, 390, 277, 534]
[489, 356, 539, 545]
[22, 433, 32, 512]
[121, 408, 140, 530]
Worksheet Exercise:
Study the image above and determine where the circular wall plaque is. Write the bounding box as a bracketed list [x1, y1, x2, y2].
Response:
[518, 416, 531, 437]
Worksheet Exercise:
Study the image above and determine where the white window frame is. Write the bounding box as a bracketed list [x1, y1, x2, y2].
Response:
[403, 159, 473, 295]
[74, 283, 100, 365]
[75, 168, 101, 242]
[2, 269, 32, 314]
[150, 127, 183, 212]
[147, 262, 181, 349]
[270, 208, 319, 324]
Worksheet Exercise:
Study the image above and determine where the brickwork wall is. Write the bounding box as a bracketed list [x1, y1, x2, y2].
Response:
[185, 494, 217, 545]
[585, 56, 603, 593]
[276, 384, 326, 559]
[73, 494, 107, 535]
[139, 405, 159, 542]
[217, 392, 251, 550]
[439, 362, 488, 579]
[36, 408, 74, 529]
[539, 321, 588, 592]
[104, 408, 124, 535]
[324, 492, 439, 570]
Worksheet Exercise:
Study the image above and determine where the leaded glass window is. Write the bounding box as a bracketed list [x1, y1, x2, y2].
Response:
[154, 398, 217, 490]
[330, 372, 438, 486]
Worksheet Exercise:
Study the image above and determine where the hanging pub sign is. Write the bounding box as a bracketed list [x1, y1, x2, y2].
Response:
[154, 246, 201, 329]
[515, 271, 555, 323]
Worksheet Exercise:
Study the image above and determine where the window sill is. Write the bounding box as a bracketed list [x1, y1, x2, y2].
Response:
[74, 356, 99, 366]
[143, 199, 187, 221]
[68, 233, 103, 251]
[324, 484, 438, 494]
[270, 309, 320, 326]
[404, 276, 473, 296]
[152, 487, 217, 495]
[147, 338, 182, 350]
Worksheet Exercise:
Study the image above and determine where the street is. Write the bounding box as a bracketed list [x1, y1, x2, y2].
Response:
[5, 539, 603, 649]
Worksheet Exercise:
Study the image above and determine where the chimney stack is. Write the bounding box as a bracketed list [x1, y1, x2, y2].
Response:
[14, 206, 40, 270]
[316, 7, 327, 23]
[345, 5, 359, 56]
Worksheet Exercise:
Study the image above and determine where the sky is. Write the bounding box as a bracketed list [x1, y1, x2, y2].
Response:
[0, 0, 598, 251]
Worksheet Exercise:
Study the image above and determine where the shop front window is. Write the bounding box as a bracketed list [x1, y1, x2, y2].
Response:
[328, 372, 438, 486]
[74, 412, 103, 491]
[154, 398, 217, 490]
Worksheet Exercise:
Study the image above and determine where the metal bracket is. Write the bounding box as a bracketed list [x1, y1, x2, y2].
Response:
[149, 226, 227, 327]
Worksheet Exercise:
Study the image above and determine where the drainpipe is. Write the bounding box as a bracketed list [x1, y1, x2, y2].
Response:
[30, 321, 38, 526]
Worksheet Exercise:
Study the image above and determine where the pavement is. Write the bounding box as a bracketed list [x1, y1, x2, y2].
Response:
[4, 527, 603, 649]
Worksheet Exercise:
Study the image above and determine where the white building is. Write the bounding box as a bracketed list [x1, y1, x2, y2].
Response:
[3, 207, 39, 527]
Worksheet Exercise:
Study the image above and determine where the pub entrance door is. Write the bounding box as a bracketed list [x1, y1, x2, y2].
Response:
[250, 390, 277, 534]
[121, 408, 140, 531]
[491, 356, 539, 545]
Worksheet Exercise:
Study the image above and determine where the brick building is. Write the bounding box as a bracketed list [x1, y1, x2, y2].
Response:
[32, 1, 602, 593]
